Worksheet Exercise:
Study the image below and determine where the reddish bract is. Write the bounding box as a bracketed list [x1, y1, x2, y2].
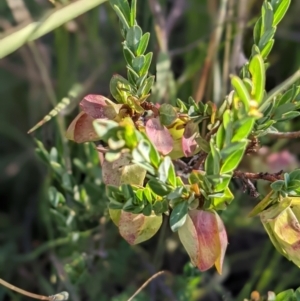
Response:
[145, 117, 173, 155]
[178, 209, 228, 274]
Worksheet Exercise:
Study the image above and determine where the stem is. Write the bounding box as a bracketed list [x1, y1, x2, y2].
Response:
[233, 170, 283, 182]
[268, 130, 300, 139]
[127, 271, 170, 301]
[0, 278, 68, 301]
[260, 69, 300, 113]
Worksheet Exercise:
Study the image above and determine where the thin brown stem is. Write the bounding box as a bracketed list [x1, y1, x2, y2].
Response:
[127, 271, 171, 301]
[269, 131, 300, 139]
[233, 170, 283, 182]
[0, 278, 68, 301]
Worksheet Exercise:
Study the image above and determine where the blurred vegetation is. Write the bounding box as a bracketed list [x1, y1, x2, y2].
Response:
[1, 0, 300, 300]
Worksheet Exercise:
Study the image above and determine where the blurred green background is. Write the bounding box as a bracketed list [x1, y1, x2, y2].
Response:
[1, 0, 300, 300]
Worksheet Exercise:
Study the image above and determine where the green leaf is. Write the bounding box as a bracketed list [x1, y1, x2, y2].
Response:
[278, 85, 300, 106]
[294, 287, 300, 301]
[220, 141, 247, 159]
[132, 140, 151, 163]
[248, 191, 274, 217]
[121, 184, 135, 199]
[110, 0, 131, 23]
[213, 174, 232, 191]
[205, 152, 214, 176]
[212, 187, 234, 210]
[132, 55, 145, 74]
[231, 76, 251, 111]
[170, 202, 188, 232]
[35, 139, 50, 164]
[168, 162, 176, 187]
[137, 75, 155, 97]
[126, 25, 142, 53]
[140, 52, 153, 75]
[272, 102, 299, 119]
[147, 179, 170, 196]
[287, 180, 300, 194]
[222, 110, 233, 147]
[93, 119, 119, 140]
[275, 289, 295, 301]
[232, 118, 255, 142]
[137, 32, 150, 56]
[158, 156, 172, 183]
[243, 78, 253, 93]
[145, 136, 161, 168]
[258, 27, 276, 51]
[159, 104, 178, 126]
[210, 142, 221, 175]
[111, 4, 130, 31]
[261, 39, 274, 59]
[216, 125, 225, 149]
[261, 1, 274, 32]
[153, 201, 163, 215]
[196, 136, 210, 153]
[272, 0, 291, 26]
[278, 111, 300, 122]
[289, 169, 300, 181]
[249, 54, 265, 103]
[123, 46, 134, 65]
[130, 0, 137, 27]
[167, 187, 184, 200]
[110, 74, 132, 103]
[143, 203, 152, 216]
[270, 180, 285, 191]
[220, 148, 245, 174]
[253, 16, 262, 45]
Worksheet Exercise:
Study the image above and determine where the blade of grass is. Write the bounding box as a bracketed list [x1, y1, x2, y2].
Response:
[0, 0, 107, 59]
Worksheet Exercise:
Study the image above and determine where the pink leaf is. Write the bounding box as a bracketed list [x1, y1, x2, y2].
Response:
[182, 121, 198, 157]
[80, 94, 120, 120]
[145, 117, 173, 155]
[178, 210, 228, 273]
[80, 95, 108, 119]
[65, 112, 100, 143]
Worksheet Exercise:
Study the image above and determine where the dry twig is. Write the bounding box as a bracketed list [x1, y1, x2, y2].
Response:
[127, 271, 172, 301]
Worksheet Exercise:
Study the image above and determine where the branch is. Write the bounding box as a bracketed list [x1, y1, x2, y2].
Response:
[127, 271, 171, 301]
[269, 130, 300, 139]
[0, 278, 68, 301]
[233, 170, 283, 182]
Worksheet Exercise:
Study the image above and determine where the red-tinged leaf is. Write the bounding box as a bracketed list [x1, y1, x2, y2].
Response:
[178, 213, 200, 267]
[145, 117, 173, 155]
[118, 211, 162, 245]
[102, 154, 146, 186]
[102, 154, 130, 186]
[189, 210, 221, 271]
[65, 112, 100, 143]
[80, 94, 121, 119]
[179, 210, 227, 273]
[102, 159, 122, 186]
[214, 212, 228, 274]
[182, 121, 199, 157]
